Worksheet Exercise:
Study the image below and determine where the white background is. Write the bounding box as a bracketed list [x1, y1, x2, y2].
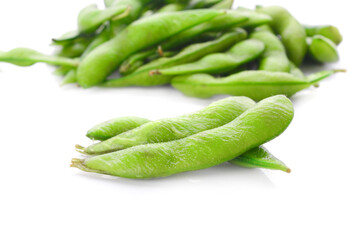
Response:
[0, 0, 359, 239]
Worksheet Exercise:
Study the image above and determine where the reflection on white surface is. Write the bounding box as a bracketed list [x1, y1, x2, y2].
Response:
[75, 163, 275, 189]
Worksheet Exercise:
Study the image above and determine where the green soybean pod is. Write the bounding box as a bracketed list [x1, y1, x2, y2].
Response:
[155, 39, 265, 75]
[250, 25, 291, 73]
[81, 28, 112, 57]
[119, 49, 158, 75]
[71, 95, 294, 179]
[212, 0, 234, 9]
[106, 0, 151, 37]
[78, 96, 256, 155]
[76, 9, 222, 88]
[101, 30, 247, 87]
[77, 4, 130, 33]
[107, 0, 150, 24]
[231, 146, 291, 173]
[289, 62, 305, 79]
[61, 70, 78, 86]
[158, 3, 186, 12]
[304, 25, 342, 45]
[171, 70, 341, 101]
[187, 0, 222, 9]
[162, 9, 270, 50]
[56, 41, 90, 59]
[121, 50, 177, 75]
[86, 117, 151, 141]
[54, 65, 75, 76]
[0, 48, 79, 67]
[257, 6, 307, 66]
[85, 117, 290, 173]
[62, 26, 113, 85]
[308, 35, 339, 63]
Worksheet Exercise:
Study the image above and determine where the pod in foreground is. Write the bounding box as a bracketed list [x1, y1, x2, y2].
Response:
[79, 96, 256, 155]
[86, 116, 151, 141]
[231, 146, 291, 173]
[71, 95, 294, 179]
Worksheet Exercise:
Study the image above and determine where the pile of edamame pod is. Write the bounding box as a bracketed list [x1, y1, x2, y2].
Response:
[0, 0, 343, 100]
[0, 0, 345, 178]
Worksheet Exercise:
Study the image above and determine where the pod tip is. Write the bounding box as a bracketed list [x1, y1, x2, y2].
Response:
[75, 144, 85, 150]
[334, 69, 347, 73]
[70, 158, 84, 168]
[286, 168, 291, 174]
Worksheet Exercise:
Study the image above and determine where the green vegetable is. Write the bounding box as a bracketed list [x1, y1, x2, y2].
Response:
[76, 9, 222, 88]
[86, 117, 151, 141]
[304, 25, 342, 45]
[71, 95, 294, 179]
[155, 39, 265, 75]
[250, 25, 291, 72]
[101, 30, 247, 87]
[171, 70, 342, 100]
[78, 4, 130, 33]
[78, 96, 256, 155]
[257, 6, 307, 66]
[308, 35, 339, 63]
[0, 48, 79, 67]
[231, 146, 291, 173]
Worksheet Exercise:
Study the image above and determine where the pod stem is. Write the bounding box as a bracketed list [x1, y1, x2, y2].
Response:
[75, 144, 86, 154]
[75, 144, 85, 150]
[71, 158, 105, 174]
[149, 70, 161, 76]
[112, 6, 131, 21]
[157, 45, 164, 57]
[334, 69, 347, 73]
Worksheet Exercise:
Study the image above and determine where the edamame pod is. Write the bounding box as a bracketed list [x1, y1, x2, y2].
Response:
[71, 95, 294, 179]
[158, 3, 186, 12]
[61, 70, 77, 86]
[0, 48, 79, 67]
[57, 40, 90, 59]
[230, 146, 291, 173]
[289, 62, 305, 79]
[85, 116, 291, 173]
[187, 0, 222, 9]
[257, 6, 307, 66]
[101, 30, 247, 87]
[79, 96, 256, 155]
[86, 117, 151, 141]
[162, 9, 270, 50]
[120, 49, 159, 75]
[212, 0, 234, 9]
[250, 25, 290, 72]
[308, 35, 339, 63]
[77, 4, 130, 33]
[77, 9, 222, 88]
[61, 27, 113, 85]
[155, 39, 265, 75]
[106, 0, 150, 25]
[171, 70, 341, 100]
[54, 65, 74, 76]
[304, 25, 342, 45]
